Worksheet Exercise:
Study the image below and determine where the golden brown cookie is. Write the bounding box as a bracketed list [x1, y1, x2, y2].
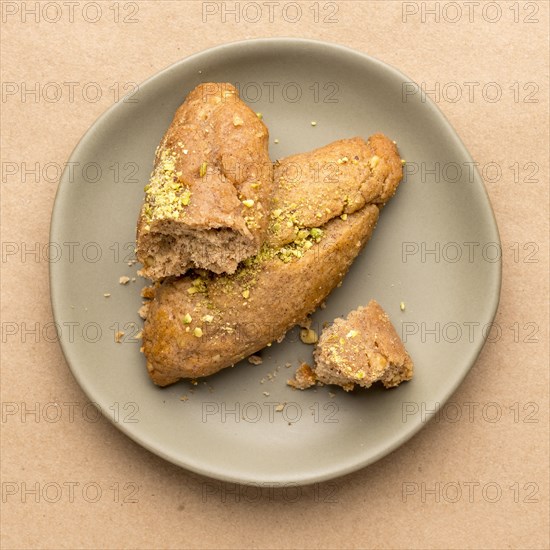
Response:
[310, 300, 414, 391]
[136, 83, 273, 278]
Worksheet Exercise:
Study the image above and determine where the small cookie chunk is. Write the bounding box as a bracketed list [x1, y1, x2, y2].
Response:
[312, 300, 413, 391]
[287, 363, 317, 390]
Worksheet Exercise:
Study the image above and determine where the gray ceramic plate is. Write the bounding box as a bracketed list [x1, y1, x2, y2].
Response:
[50, 38, 501, 485]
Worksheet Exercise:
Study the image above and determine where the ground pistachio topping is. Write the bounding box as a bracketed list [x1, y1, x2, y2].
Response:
[186, 277, 208, 295]
[143, 149, 192, 222]
[274, 227, 323, 263]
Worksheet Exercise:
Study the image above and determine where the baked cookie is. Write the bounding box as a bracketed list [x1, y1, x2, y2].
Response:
[136, 83, 273, 278]
[302, 300, 414, 391]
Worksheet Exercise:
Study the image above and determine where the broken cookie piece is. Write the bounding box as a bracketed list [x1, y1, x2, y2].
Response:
[136, 82, 273, 279]
[312, 300, 413, 391]
[287, 300, 413, 391]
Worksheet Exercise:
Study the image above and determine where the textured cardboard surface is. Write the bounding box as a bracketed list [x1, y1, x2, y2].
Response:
[1, 1, 548, 549]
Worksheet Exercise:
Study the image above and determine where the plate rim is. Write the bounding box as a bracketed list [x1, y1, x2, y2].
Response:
[49, 37, 502, 485]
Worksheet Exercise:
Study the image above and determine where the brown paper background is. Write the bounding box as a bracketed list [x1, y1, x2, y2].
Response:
[1, 1, 548, 548]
